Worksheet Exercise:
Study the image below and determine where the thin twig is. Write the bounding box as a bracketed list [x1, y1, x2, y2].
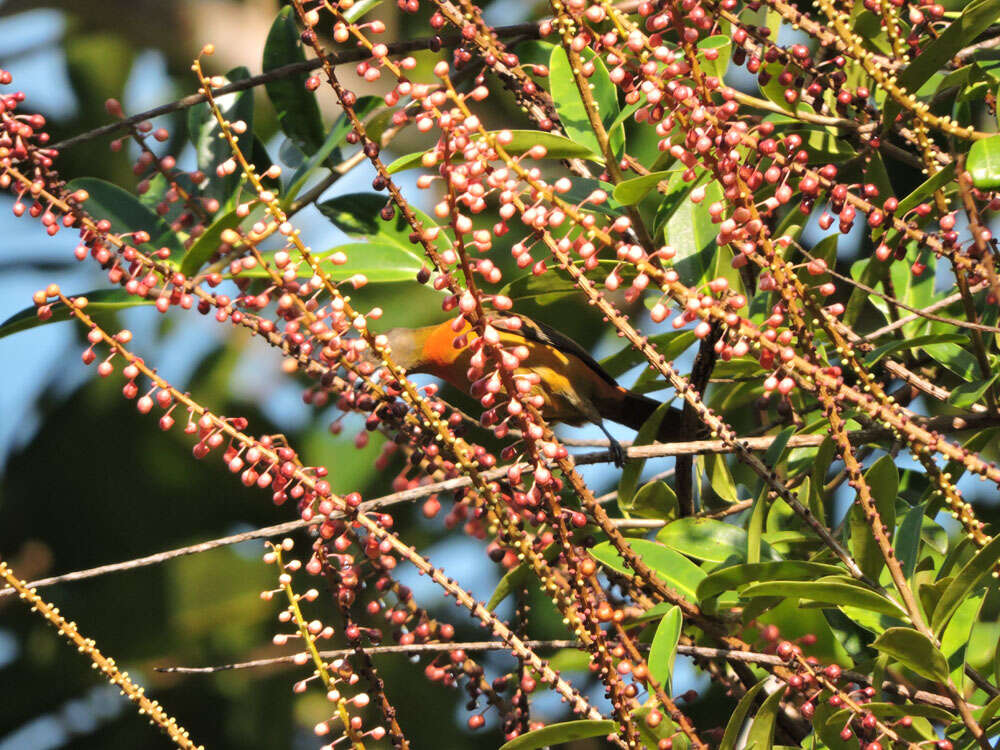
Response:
[46, 23, 543, 152]
[860, 281, 988, 341]
[794, 243, 1000, 336]
[4, 414, 994, 600]
[152, 639, 969, 710]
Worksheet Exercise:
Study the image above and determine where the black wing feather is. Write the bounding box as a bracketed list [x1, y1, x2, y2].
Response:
[502, 314, 620, 387]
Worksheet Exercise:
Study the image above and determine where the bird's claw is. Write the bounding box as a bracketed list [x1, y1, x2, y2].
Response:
[609, 438, 627, 468]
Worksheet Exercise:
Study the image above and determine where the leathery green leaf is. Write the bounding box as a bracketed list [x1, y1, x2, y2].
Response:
[648, 606, 682, 692]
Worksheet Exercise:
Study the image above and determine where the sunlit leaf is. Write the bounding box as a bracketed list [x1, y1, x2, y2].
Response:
[0, 290, 155, 340]
[740, 579, 908, 617]
[548, 45, 622, 157]
[849, 456, 898, 581]
[179, 208, 243, 277]
[621, 480, 678, 521]
[612, 169, 676, 205]
[590, 539, 705, 602]
[720, 679, 767, 750]
[697, 35, 731, 79]
[931, 534, 1000, 635]
[745, 683, 784, 750]
[872, 627, 950, 681]
[499, 720, 617, 750]
[249, 242, 424, 283]
[664, 179, 723, 286]
[885, 0, 1000, 125]
[969, 134, 1000, 189]
[657, 518, 780, 563]
[648, 606, 682, 692]
[696, 561, 844, 602]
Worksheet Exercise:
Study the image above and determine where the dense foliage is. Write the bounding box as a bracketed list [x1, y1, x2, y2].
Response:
[3, 0, 1000, 748]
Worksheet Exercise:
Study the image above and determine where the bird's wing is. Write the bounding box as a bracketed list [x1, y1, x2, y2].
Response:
[493, 314, 621, 388]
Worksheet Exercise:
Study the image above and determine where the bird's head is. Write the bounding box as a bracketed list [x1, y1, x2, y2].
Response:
[357, 324, 439, 374]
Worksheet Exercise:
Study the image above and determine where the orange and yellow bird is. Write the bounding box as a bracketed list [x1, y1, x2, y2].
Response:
[376, 314, 684, 465]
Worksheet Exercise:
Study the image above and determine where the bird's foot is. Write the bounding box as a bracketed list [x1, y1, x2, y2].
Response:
[609, 438, 627, 468]
[596, 420, 628, 467]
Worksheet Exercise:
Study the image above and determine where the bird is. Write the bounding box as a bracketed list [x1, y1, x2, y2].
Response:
[371, 313, 685, 466]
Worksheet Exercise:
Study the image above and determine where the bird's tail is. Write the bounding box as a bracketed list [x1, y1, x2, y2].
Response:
[598, 387, 688, 442]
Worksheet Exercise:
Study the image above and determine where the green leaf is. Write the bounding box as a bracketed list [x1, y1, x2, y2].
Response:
[499, 720, 617, 750]
[664, 179, 723, 286]
[757, 598, 852, 665]
[940, 595, 979, 689]
[607, 95, 647, 140]
[979, 694, 1000, 726]
[849, 456, 898, 581]
[621, 480, 678, 520]
[740, 580, 908, 617]
[896, 503, 925, 582]
[487, 544, 559, 610]
[634, 705, 680, 750]
[745, 684, 784, 750]
[548, 45, 622, 158]
[697, 561, 844, 602]
[853, 10, 893, 55]
[263, 7, 326, 156]
[705, 453, 740, 504]
[652, 164, 702, 238]
[931, 533, 1000, 635]
[657, 518, 780, 563]
[720, 679, 767, 750]
[747, 494, 766, 565]
[385, 130, 596, 173]
[67, 177, 183, 258]
[363, 105, 397, 146]
[698, 35, 731, 79]
[342, 0, 383, 22]
[948, 374, 999, 409]
[179, 209, 243, 277]
[590, 539, 705, 602]
[923, 341, 981, 380]
[763, 426, 796, 468]
[0, 289, 156, 340]
[188, 66, 254, 208]
[814, 701, 859, 750]
[612, 169, 677, 205]
[885, 0, 1000, 126]
[872, 627, 950, 681]
[863, 333, 966, 365]
[969, 134, 1000, 189]
[826, 701, 956, 726]
[499, 268, 579, 304]
[760, 60, 808, 114]
[249, 242, 424, 283]
[810, 437, 836, 519]
[618, 402, 677, 515]
[648, 606, 682, 692]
